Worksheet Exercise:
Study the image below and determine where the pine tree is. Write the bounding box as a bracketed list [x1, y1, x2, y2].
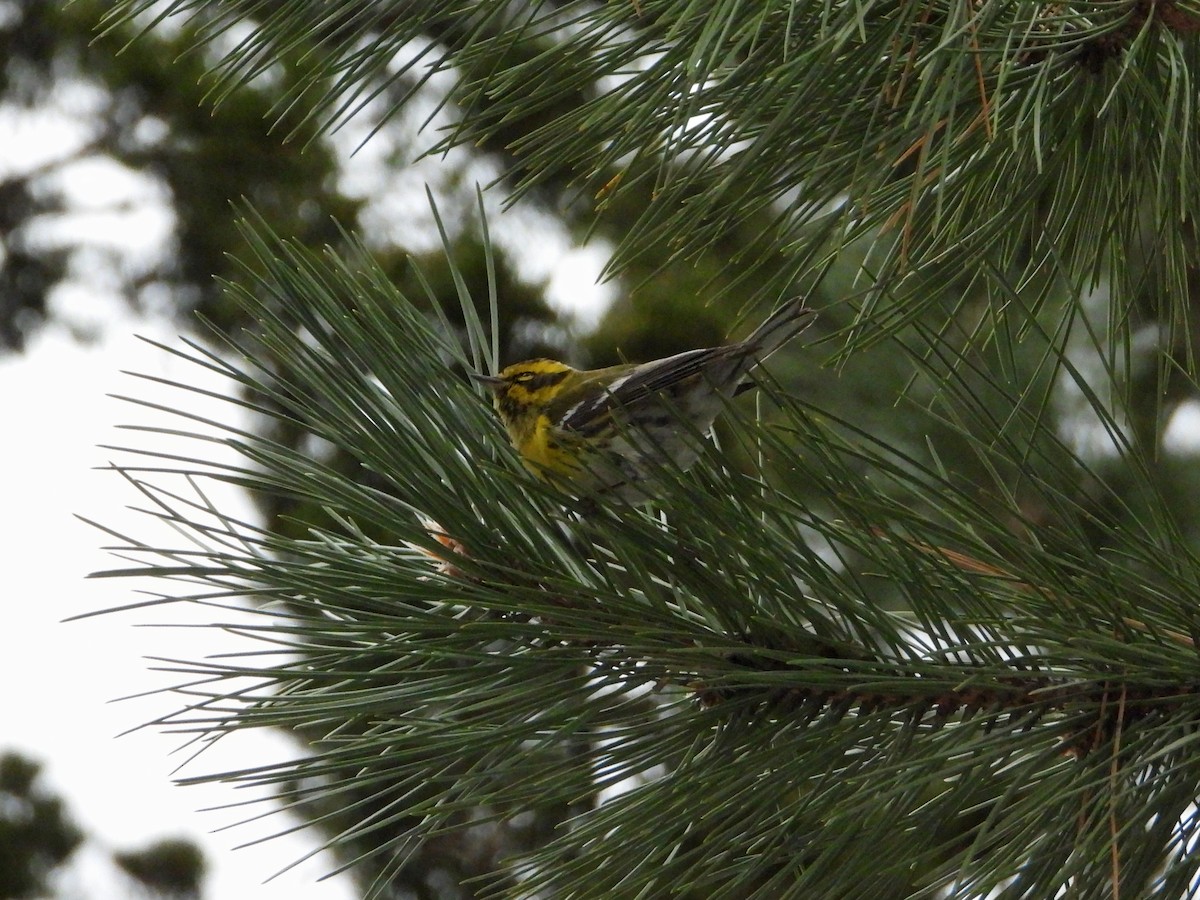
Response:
[98, 2, 1200, 898]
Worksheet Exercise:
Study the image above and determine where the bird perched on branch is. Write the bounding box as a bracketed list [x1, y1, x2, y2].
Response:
[473, 298, 815, 502]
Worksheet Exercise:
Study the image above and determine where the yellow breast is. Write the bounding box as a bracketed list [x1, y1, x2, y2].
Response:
[511, 414, 584, 479]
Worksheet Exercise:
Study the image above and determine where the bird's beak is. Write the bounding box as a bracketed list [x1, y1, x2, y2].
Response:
[469, 371, 505, 390]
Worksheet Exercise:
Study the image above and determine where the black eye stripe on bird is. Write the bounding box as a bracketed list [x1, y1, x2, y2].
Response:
[518, 370, 571, 391]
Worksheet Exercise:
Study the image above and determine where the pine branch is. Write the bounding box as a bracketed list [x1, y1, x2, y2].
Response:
[104, 0, 1200, 342]
[88, 213, 1200, 898]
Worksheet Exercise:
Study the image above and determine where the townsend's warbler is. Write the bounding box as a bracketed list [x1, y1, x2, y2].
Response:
[473, 298, 815, 502]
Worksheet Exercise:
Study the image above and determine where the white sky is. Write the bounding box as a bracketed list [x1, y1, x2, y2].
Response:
[0, 319, 360, 899]
[0, 89, 362, 897]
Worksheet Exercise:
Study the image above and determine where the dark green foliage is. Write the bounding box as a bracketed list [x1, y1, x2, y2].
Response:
[114, 838, 206, 898]
[0, 179, 67, 350]
[0, 753, 81, 899]
[105, 1, 1200, 338]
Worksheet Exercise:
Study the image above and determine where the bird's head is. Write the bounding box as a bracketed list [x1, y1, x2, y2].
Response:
[471, 359, 577, 426]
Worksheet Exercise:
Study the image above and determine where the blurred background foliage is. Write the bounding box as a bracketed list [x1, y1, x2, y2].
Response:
[0, 751, 202, 898]
[0, 753, 82, 899]
[5, 0, 1200, 896]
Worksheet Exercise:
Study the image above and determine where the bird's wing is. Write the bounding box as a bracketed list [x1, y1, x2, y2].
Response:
[554, 347, 740, 436]
[549, 301, 813, 439]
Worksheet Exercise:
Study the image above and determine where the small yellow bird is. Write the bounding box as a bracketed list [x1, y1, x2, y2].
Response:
[473, 299, 815, 501]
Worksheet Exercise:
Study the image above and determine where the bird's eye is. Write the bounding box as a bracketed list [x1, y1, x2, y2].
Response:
[514, 372, 535, 383]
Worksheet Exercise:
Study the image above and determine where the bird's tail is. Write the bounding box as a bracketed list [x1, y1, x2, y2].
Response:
[744, 296, 816, 359]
